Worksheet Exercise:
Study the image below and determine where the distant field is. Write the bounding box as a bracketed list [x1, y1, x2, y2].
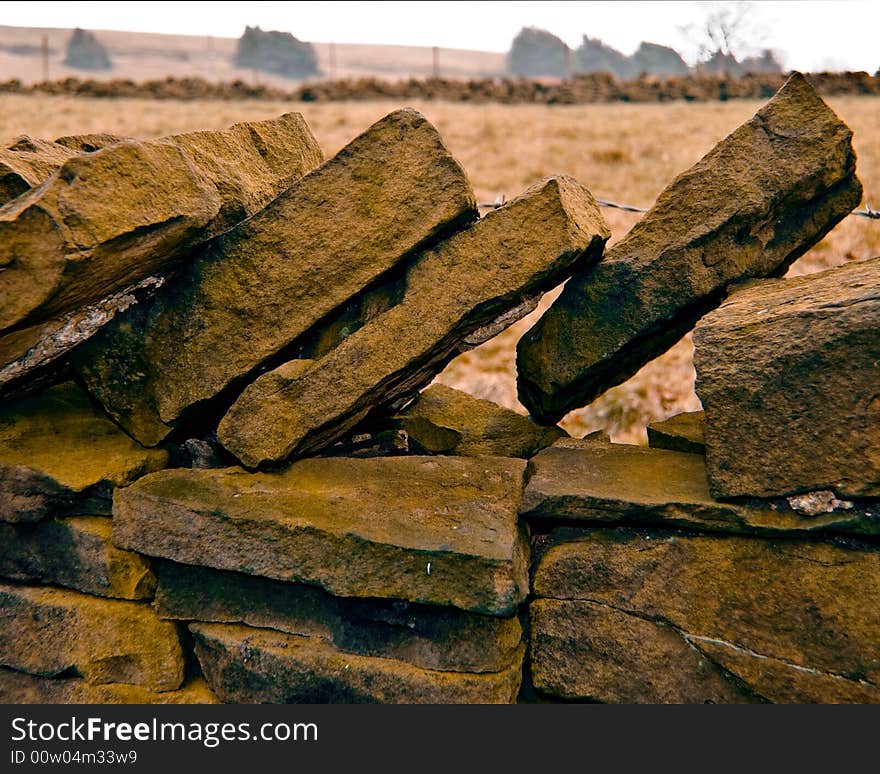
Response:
[2, 93, 877, 441]
[0, 25, 505, 85]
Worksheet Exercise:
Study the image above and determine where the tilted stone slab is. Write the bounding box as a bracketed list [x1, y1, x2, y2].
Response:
[114, 456, 529, 616]
[398, 384, 566, 458]
[191, 622, 523, 704]
[0, 135, 76, 206]
[533, 528, 880, 689]
[694, 257, 880, 499]
[0, 670, 219, 704]
[218, 175, 608, 466]
[530, 599, 752, 703]
[0, 516, 155, 599]
[646, 410, 705, 454]
[0, 382, 168, 523]
[0, 582, 184, 691]
[75, 109, 477, 446]
[0, 112, 323, 331]
[517, 73, 863, 422]
[520, 441, 880, 536]
[154, 559, 522, 673]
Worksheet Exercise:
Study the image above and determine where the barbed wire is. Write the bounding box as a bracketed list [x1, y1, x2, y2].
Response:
[478, 196, 879, 219]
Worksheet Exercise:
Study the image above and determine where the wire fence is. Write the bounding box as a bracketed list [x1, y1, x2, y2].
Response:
[478, 196, 880, 220]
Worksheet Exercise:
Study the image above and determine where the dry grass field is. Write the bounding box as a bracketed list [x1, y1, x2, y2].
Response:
[2, 93, 877, 442]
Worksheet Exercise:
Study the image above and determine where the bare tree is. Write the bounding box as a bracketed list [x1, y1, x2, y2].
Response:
[679, 1, 769, 68]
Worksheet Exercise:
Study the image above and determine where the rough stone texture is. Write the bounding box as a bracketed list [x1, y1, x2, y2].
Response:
[218, 175, 608, 466]
[398, 384, 566, 457]
[0, 135, 75, 206]
[0, 382, 168, 523]
[0, 515, 155, 599]
[694, 257, 880, 499]
[0, 669, 219, 704]
[517, 73, 863, 422]
[75, 109, 477, 446]
[114, 456, 529, 616]
[53, 133, 129, 153]
[0, 112, 323, 332]
[530, 599, 751, 703]
[521, 442, 879, 535]
[0, 582, 184, 691]
[647, 410, 705, 454]
[154, 560, 522, 673]
[191, 622, 523, 704]
[533, 528, 880, 696]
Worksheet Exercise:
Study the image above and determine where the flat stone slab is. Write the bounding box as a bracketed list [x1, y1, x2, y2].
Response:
[0, 670, 218, 704]
[517, 73, 862, 422]
[646, 410, 705, 454]
[398, 384, 566, 458]
[218, 175, 608, 466]
[154, 559, 522, 673]
[0, 582, 184, 691]
[191, 622, 523, 704]
[694, 257, 880, 499]
[532, 528, 880, 696]
[0, 515, 155, 599]
[0, 382, 168, 522]
[520, 441, 880, 536]
[114, 456, 529, 616]
[0, 112, 322, 332]
[75, 109, 477, 446]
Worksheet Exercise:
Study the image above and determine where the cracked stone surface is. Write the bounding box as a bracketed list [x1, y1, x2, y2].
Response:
[530, 527, 880, 702]
[191, 622, 523, 704]
[520, 441, 880, 536]
[75, 109, 477, 446]
[0, 135, 76, 206]
[517, 73, 862, 422]
[154, 560, 522, 673]
[694, 256, 880, 499]
[113, 455, 529, 616]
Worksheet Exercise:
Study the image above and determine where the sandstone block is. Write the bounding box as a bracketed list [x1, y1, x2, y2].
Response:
[533, 528, 880, 693]
[0, 515, 155, 599]
[0, 582, 184, 691]
[114, 456, 529, 615]
[154, 560, 522, 673]
[0, 382, 168, 523]
[517, 73, 862, 422]
[0, 112, 322, 331]
[0, 669, 218, 704]
[521, 441, 879, 535]
[191, 622, 523, 704]
[75, 109, 477, 446]
[646, 410, 705, 454]
[0, 135, 75, 206]
[218, 175, 608, 466]
[694, 257, 880, 498]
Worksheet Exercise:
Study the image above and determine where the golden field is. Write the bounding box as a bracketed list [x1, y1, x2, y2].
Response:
[2, 94, 878, 441]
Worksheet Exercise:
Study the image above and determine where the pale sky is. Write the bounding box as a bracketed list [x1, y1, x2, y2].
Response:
[1, 1, 877, 72]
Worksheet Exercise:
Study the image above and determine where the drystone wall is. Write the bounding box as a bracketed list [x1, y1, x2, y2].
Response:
[0, 72, 877, 704]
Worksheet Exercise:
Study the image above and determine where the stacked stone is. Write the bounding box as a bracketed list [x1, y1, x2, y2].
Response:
[516, 73, 879, 703]
[0, 73, 876, 704]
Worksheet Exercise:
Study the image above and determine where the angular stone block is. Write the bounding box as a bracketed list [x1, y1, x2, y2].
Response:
[154, 560, 522, 673]
[191, 622, 523, 704]
[0, 112, 322, 331]
[517, 73, 862, 422]
[0, 382, 168, 523]
[0, 135, 75, 206]
[114, 456, 529, 616]
[533, 528, 880, 689]
[0, 669, 218, 704]
[0, 516, 155, 599]
[647, 410, 705, 454]
[694, 257, 880, 498]
[520, 442, 879, 535]
[0, 582, 184, 691]
[75, 109, 477, 446]
[218, 175, 608, 466]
